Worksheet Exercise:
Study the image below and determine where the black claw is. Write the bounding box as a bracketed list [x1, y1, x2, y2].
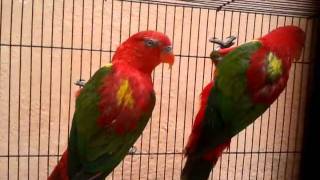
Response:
[75, 79, 86, 88]
[224, 35, 236, 47]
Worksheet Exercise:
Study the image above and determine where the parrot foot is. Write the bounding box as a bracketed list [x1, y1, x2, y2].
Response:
[209, 35, 237, 49]
[75, 79, 86, 88]
[210, 50, 223, 65]
[128, 146, 137, 154]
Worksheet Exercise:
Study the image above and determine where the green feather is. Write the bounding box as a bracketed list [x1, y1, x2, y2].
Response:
[68, 66, 111, 178]
[68, 65, 156, 179]
[201, 40, 268, 151]
[216, 40, 261, 99]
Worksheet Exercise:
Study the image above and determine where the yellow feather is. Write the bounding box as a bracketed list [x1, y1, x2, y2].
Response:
[105, 63, 112, 68]
[117, 79, 135, 109]
[267, 52, 282, 82]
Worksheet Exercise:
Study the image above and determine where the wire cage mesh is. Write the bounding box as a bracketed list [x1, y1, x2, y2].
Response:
[0, 0, 319, 179]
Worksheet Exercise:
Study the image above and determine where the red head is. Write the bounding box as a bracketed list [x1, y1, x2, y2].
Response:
[259, 25, 305, 71]
[112, 31, 174, 74]
[247, 26, 305, 104]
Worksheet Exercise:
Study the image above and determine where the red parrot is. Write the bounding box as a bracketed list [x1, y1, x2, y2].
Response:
[181, 26, 305, 180]
[48, 31, 174, 180]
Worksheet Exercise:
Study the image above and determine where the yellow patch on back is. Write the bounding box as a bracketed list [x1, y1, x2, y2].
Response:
[248, 39, 259, 43]
[105, 63, 112, 68]
[267, 52, 283, 82]
[117, 79, 135, 109]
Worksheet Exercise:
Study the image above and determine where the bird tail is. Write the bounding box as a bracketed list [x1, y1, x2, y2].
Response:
[48, 150, 69, 180]
[181, 139, 231, 180]
[181, 156, 217, 180]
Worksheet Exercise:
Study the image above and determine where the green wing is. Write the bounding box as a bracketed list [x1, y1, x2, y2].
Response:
[68, 65, 155, 179]
[216, 40, 261, 98]
[200, 41, 268, 150]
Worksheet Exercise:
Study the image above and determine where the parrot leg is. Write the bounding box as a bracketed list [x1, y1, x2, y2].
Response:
[209, 35, 237, 49]
[74, 79, 86, 88]
[209, 36, 237, 65]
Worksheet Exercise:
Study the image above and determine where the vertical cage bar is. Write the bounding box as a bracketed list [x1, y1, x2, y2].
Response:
[0, 0, 2, 83]
[67, 0, 76, 143]
[163, 5, 176, 179]
[128, 2, 134, 179]
[119, 1, 125, 179]
[155, 4, 167, 179]
[232, 11, 242, 180]
[277, 16, 297, 180]
[261, 14, 272, 180]
[240, 12, 250, 180]
[7, 0, 14, 178]
[230, 11, 242, 180]
[210, 10, 218, 81]
[217, 10, 226, 180]
[270, 15, 285, 180]
[99, 0, 105, 68]
[201, 9, 210, 90]
[293, 20, 313, 177]
[27, 0, 35, 179]
[109, 0, 114, 62]
[210, 11, 217, 180]
[47, 0, 56, 176]
[145, 2, 153, 178]
[17, 0, 25, 179]
[137, 2, 143, 179]
[190, 7, 202, 126]
[180, 6, 194, 174]
[225, 11, 234, 180]
[37, 0, 45, 178]
[247, 12, 257, 180]
[89, 0, 95, 77]
[255, 14, 265, 180]
[268, 16, 281, 180]
[172, 6, 185, 180]
[110, 0, 115, 177]
[57, 0, 66, 164]
[79, 0, 85, 80]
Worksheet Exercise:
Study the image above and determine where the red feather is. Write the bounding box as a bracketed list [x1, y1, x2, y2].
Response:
[218, 46, 236, 56]
[97, 63, 154, 134]
[202, 140, 231, 161]
[247, 26, 305, 104]
[48, 150, 69, 180]
[185, 81, 214, 155]
[49, 31, 174, 179]
[181, 26, 305, 180]
[112, 31, 173, 74]
[184, 47, 235, 158]
[184, 81, 231, 162]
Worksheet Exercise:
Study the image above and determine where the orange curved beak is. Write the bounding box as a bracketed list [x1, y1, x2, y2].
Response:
[160, 46, 175, 68]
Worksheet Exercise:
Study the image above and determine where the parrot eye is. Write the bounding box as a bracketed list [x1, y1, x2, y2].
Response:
[144, 39, 158, 48]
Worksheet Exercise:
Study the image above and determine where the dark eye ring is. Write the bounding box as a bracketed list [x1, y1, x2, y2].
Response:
[144, 39, 157, 47]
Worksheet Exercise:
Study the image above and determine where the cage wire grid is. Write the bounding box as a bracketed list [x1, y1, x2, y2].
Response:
[0, 0, 318, 179]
